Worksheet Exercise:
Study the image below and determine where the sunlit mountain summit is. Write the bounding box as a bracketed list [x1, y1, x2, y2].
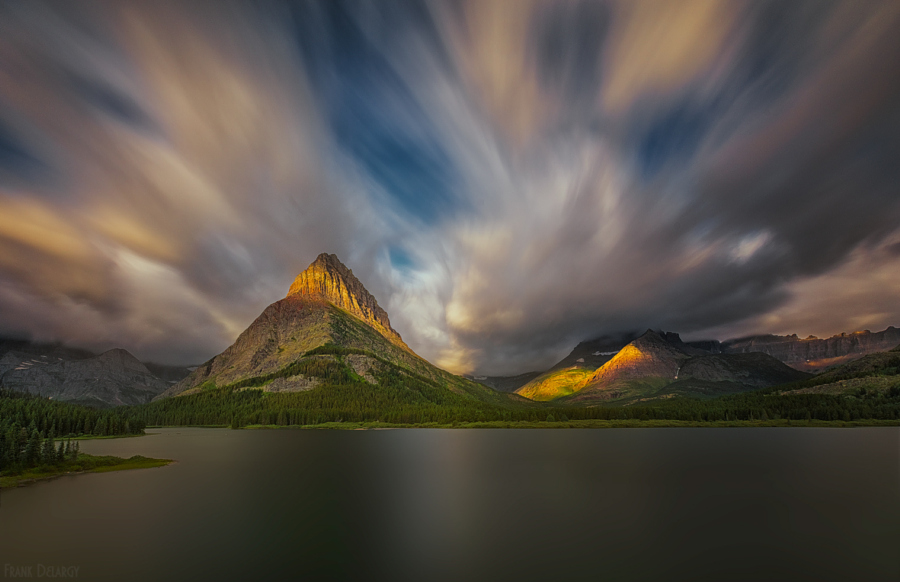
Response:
[157, 253, 501, 403]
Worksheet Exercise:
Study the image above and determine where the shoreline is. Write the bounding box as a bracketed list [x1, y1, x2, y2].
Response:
[72, 432, 152, 441]
[155, 419, 900, 430]
[0, 454, 173, 489]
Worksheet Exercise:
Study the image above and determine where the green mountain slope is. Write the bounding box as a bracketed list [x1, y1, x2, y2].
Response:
[516, 368, 596, 401]
[776, 343, 900, 396]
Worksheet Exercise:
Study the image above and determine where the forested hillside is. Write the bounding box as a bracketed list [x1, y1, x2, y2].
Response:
[0, 389, 144, 474]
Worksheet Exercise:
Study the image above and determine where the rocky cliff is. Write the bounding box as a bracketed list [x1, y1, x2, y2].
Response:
[720, 326, 900, 372]
[578, 330, 690, 389]
[0, 348, 168, 407]
[158, 253, 496, 402]
[487, 333, 640, 397]
[287, 253, 407, 349]
[547, 332, 641, 372]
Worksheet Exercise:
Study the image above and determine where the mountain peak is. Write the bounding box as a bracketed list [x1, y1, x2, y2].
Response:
[635, 329, 686, 347]
[575, 329, 690, 394]
[286, 253, 406, 348]
[287, 253, 358, 298]
[638, 329, 663, 342]
[311, 252, 344, 271]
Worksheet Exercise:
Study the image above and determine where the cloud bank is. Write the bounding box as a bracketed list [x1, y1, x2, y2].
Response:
[1, 0, 899, 374]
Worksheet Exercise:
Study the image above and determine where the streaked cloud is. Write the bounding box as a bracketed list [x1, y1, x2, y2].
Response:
[1, 0, 899, 375]
[602, 0, 738, 114]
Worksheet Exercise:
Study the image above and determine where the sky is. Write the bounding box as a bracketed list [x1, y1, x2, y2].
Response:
[1, 0, 899, 375]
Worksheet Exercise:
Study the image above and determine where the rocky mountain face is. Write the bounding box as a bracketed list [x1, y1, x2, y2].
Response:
[515, 330, 809, 404]
[515, 330, 685, 402]
[159, 253, 498, 403]
[547, 332, 641, 372]
[158, 291, 337, 398]
[0, 348, 168, 407]
[715, 326, 900, 372]
[473, 332, 640, 396]
[286, 253, 408, 349]
[577, 331, 690, 389]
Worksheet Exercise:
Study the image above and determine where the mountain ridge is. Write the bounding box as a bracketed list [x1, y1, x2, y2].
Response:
[158, 253, 507, 406]
[0, 347, 169, 407]
[486, 325, 899, 397]
[717, 326, 900, 372]
[515, 330, 809, 404]
[0, 339, 191, 407]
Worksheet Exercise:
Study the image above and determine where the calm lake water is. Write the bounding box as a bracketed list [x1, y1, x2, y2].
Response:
[1, 427, 898, 582]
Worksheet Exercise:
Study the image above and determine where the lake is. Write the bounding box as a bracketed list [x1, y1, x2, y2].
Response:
[1, 427, 897, 582]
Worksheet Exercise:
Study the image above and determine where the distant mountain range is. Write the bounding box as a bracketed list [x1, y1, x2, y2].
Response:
[482, 326, 900, 404]
[515, 330, 809, 404]
[773, 344, 900, 397]
[0, 338, 192, 407]
[3, 252, 896, 410]
[158, 253, 508, 405]
[710, 327, 900, 372]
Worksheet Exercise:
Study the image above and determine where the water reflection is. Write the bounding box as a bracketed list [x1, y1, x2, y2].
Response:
[1, 428, 897, 582]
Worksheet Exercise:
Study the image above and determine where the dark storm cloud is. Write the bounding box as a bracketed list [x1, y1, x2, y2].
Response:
[1, 0, 899, 374]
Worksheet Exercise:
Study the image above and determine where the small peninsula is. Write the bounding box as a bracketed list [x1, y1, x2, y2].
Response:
[1, 453, 172, 489]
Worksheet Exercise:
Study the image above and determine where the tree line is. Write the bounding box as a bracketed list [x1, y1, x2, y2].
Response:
[0, 389, 144, 474]
[129, 356, 900, 427]
[2, 355, 898, 444]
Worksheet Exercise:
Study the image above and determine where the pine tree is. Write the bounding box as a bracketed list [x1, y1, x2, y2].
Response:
[24, 429, 41, 467]
[4, 426, 18, 467]
[41, 435, 56, 465]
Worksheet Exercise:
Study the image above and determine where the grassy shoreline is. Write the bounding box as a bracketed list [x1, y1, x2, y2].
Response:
[72, 432, 150, 440]
[0, 454, 172, 489]
[228, 418, 900, 430]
